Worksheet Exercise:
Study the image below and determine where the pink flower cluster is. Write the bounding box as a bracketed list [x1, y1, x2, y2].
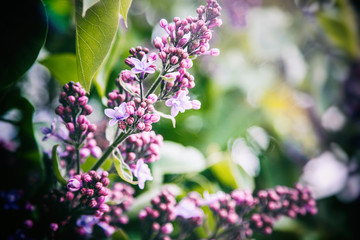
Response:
[118, 131, 163, 169]
[101, 183, 135, 226]
[55, 82, 96, 142]
[139, 189, 177, 240]
[66, 171, 111, 217]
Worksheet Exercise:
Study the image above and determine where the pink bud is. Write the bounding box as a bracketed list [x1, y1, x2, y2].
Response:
[170, 56, 178, 65]
[147, 94, 158, 103]
[137, 122, 145, 131]
[161, 223, 174, 234]
[66, 122, 75, 133]
[150, 114, 160, 123]
[191, 100, 201, 110]
[160, 18, 168, 28]
[210, 48, 220, 56]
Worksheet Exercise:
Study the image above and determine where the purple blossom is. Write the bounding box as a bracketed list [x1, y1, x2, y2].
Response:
[165, 91, 193, 117]
[202, 190, 226, 205]
[129, 55, 155, 76]
[104, 102, 130, 126]
[133, 159, 153, 189]
[174, 199, 204, 219]
[97, 221, 116, 237]
[76, 215, 99, 236]
[40, 119, 56, 141]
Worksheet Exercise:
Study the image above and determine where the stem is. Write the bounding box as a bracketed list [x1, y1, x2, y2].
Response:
[140, 81, 144, 102]
[75, 144, 80, 174]
[145, 70, 166, 97]
[91, 131, 131, 171]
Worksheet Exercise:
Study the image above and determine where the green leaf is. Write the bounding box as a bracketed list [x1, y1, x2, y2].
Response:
[153, 141, 206, 174]
[82, 0, 100, 16]
[113, 148, 138, 185]
[52, 144, 67, 185]
[119, 79, 140, 97]
[210, 152, 254, 190]
[75, 0, 121, 92]
[0, 0, 47, 91]
[112, 228, 129, 240]
[119, 0, 133, 27]
[95, 29, 123, 98]
[39, 54, 77, 86]
[317, 0, 359, 58]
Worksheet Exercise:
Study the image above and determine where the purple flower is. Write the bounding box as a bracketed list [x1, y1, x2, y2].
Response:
[165, 91, 193, 117]
[67, 178, 81, 192]
[129, 55, 155, 75]
[133, 159, 153, 189]
[76, 215, 99, 236]
[40, 119, 56, 141]
[202, 190, 225, 205]
[174, 199, 204, 219]
[104, 102, 130, 126]
[97, 221, 116, 237]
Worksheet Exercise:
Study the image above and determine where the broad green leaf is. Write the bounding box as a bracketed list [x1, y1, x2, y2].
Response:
[112, 228, 129, 240]
[39, 54, 77, 86]
[75, 0, 121, 92]
[82, 0, 100, 16]
[119, 0, 133, 27]
[153, 141, 206, 174]
[0, 0, 47, 91]
[317, 0, 359, 58]
[113, 149, 138, 185]
[95, 30, 123, 98]
[52, 145, 67, 185]
[210, 152, 254, 190]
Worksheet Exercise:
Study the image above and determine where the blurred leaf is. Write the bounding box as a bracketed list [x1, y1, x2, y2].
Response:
[75, 0, 121, 92]
[81, 155, 114, 172]
[38, 53, 77, 86]
[113, 148, 138, 185]
[95, 30, 123, 98]
[112, 228, 129, 240]
[0, 0, 47, 91]
[119, 0, 133, 27]
[52, 144, 67, 185]
[154, 141, 206, 174]
[210, 152, 254, 190]
[317, 0, 359, 58]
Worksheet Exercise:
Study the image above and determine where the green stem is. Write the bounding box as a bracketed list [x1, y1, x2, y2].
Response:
[75, 144, 80, 174]
[91, 131, 131, 171]
[145, 70, 166, 97]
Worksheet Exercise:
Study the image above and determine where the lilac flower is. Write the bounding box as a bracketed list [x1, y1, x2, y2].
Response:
[104, 102, 130, 126]
[174, 199, 204, 219]
[129, 55, 155, 76]
[133, 159, 153, 189]
[202, 190, 225, 205]
[40, 119, 56, 141]
[97, 221, 115, 237]
[76, 215, 99, 236]
[165, 91, 193, 117]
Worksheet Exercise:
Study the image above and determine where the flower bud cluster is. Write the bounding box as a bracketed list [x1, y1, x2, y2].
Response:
[55, 82, 96, 143]
[101, 183, 135, 226]
[105, 92, 160, 132]
[66, 171, 111, 217]
[118, 131, 163, 169]
[251, 184, 317, 236]
[63, 132, 102, 167]
[175, 192, 204, 230]
[139, 189, 176, 240]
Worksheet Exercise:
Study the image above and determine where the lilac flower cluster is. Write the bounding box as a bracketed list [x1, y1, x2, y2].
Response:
[105, 93, 160, 132]
[118, 131, 163, 169]
[66, 171, 111, 217]
[139, 189, 177, 240]
[55, 82, 96, 142]
[101, 183, 135, 226]
[139, 184, 317, 240]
